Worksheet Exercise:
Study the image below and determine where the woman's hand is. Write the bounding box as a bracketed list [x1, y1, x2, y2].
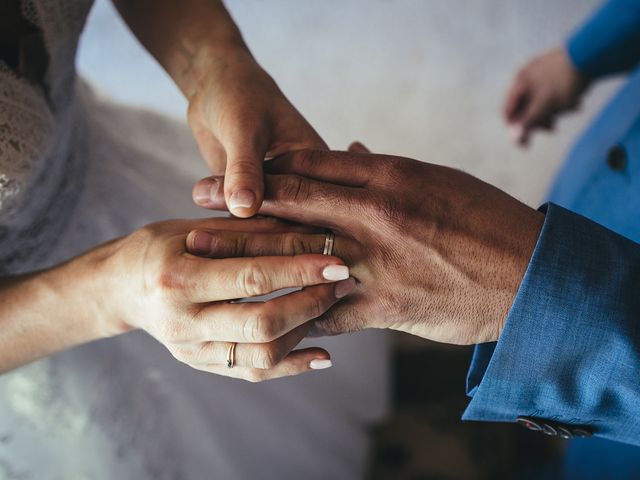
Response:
[188, 56, 326, 218]
[113, 0, 325, 218]
[191, 145, 543, 345]
[0, 217, 354, 379]
[504, 46, 589, 146]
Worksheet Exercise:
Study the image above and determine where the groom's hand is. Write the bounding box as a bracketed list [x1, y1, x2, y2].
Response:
[191, 146, 544, 345]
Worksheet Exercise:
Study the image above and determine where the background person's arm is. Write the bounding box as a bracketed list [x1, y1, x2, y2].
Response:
[504, 0, 640, 146]
[567, 0, 640, 79]
[111, 0, 326, 218]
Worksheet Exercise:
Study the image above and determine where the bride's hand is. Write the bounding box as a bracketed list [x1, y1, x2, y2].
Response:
[96, 217, 353, 382]
[188, 53, 326, 219]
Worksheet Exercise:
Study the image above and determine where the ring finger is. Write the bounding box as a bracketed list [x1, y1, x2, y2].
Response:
[194, 347, 333, 382]
[179, 322, 314, 370]
[186, 229, 362, 265]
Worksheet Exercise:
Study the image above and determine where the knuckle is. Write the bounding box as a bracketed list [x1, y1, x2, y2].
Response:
[252, 345, 279, 370]
[243, 311, 278, 343]
[280, 175, 310, 204]
[282, 232, 313, 255]
[168, 344, 192, 364]
[368, 195, 405, 230]
[227, 155, 262, 179]
[307, 292, 328, 319]
[294, 148, 322, 170]
[237, 262, 271, 297]
[158, 318, 188, 344]
[208, 231, 247, 258]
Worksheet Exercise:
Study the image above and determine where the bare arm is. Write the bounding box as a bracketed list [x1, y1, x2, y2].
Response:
[111, 0, 326, 218]
[0, 244, 120, 372]
[0, 217, 352, 378]
[111, 0, 251, 98]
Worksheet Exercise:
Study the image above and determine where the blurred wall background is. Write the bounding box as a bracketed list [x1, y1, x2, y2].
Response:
[78, 0, 620, 207]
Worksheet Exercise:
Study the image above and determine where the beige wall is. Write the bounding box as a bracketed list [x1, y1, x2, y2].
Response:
[80, 0, 621, 205]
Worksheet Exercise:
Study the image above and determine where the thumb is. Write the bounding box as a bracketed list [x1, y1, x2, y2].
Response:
[222, 129, 269, 218]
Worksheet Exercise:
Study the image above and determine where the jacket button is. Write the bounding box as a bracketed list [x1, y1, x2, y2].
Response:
[607, 145, 627, 171]
[540, 423, 558, 436]
[516, 417, 542, 432]
[571, 428, 592, 438]
[556, 426, 573, 439]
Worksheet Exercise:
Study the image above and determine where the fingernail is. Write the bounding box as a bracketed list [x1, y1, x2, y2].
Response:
[193, 178, 220, 206]
[189, 231, 213, 255]
[310, 359, 332, 370]
[322, 265, 349, 281]
[334, 277, 356, 299]
[230, 189, 256, 211]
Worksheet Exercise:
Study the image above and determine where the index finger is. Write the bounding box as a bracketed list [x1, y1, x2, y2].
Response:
[182, 254, 350, 303]
[195, 172, 364, 230]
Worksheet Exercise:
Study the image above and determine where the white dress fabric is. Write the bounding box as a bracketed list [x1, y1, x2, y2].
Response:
[0, 1, 389, 478]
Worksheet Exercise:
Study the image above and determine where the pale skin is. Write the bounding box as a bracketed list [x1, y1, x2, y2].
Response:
[0, 1, 345, 380]
[192, 144, 545, 345]
[112, 0, 326, 218]
[0, 216, 355, 380]
[504, 46, 589, 146]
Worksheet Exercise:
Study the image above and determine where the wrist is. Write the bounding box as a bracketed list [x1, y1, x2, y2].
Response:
[489, 208, 545, 342]
[54, 240, 133, 341]
[559, 46, 591, 98]
[174, 39, 263, 99]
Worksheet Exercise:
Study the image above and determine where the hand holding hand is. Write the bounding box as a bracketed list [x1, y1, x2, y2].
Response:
[191, 145, 544, 345]
[504, 46, 589, 146]
[92, 216, 353, 381]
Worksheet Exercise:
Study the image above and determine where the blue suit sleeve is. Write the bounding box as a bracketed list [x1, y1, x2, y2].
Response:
[463, 203, 640, 447]
[566, 0, 640, 78]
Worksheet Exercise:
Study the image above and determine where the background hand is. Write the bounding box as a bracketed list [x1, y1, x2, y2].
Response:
[504, 46, 589, 146]
[191, 146, 543, 345]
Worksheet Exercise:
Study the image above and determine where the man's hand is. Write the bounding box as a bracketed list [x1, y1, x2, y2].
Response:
[188, 57, 326, 218]
[504, 46, 589, 146]
[190, 145, 544, 345]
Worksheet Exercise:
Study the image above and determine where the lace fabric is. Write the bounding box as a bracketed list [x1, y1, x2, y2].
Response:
[0, 2, 389, 478]
[0, 0, 93, 273]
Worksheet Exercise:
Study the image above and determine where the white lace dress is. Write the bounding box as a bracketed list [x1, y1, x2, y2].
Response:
[0, 1, 389, 478]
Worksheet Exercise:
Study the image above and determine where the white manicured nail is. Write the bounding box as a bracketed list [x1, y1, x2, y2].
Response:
[310, 359, 332, 370]
[322, 265, 349, 281]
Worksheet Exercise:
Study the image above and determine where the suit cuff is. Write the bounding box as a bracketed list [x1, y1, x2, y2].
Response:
[462, 203, 640, 445]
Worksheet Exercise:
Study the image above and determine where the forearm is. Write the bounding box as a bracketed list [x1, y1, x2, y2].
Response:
[0, 245, 120, 373]
[567, 0, 640, 78]
[112, 0, 258, 98]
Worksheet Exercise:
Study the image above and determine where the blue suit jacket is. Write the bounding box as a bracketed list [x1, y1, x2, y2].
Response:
[463, 0, 640, 447]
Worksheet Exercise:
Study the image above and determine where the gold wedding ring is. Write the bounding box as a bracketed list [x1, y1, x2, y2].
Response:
[323, 230, 335, 256]
[226, 342, 237, 369]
